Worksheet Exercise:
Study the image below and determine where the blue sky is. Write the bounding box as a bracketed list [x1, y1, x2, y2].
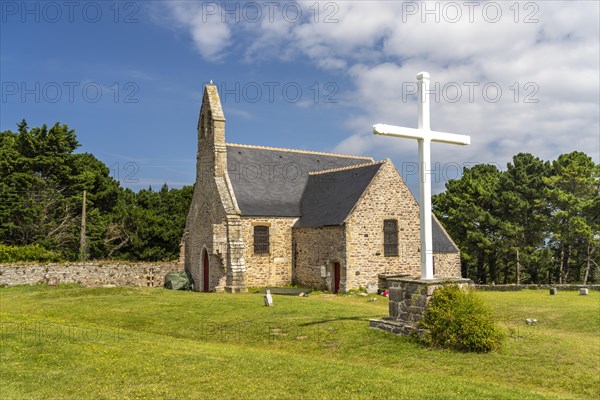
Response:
[2, 1, 599, 196]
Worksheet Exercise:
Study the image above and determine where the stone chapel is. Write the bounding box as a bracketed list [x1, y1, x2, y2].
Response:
[183, 83, 461, 293]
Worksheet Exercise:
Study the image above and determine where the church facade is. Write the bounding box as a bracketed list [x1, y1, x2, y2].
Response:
[183, 83, 461, 293]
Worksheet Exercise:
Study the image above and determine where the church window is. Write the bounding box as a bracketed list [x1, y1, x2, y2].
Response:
[254, 226, 270, 254]
[384, 219, 398, 257]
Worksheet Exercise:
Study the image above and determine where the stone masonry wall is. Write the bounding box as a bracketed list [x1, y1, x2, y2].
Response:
[293, 226, 345, 291]
[184, 83, 246, 292]
[345, 160, 461, 291]
[185, 191, 229, 292]
[433, 252, 461, 278]
[474, 284, 600, 291]
[345, 160, 422, 290]
[241, 216, 296, 287]
[387, 279, 471, 324]
[0, 262, 182, 288]
[370, 277, 473, 336]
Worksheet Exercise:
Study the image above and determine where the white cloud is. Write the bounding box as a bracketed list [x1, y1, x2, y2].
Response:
[226, 107, 253, 120]
[159, 0, 600, 168]
[162, 1, 232, 61]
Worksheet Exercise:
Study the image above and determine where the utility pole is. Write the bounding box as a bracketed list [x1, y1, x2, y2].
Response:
[79, 190, 87, 261]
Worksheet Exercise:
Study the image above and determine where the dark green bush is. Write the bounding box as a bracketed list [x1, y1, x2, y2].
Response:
[0, 244, 63, 263]
[418, 285, 504, 352]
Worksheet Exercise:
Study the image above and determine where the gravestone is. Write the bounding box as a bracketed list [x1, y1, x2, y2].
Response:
[264, 289, 273, 306]
[549, 287, 558, 295]
[579, 288, 589, 295]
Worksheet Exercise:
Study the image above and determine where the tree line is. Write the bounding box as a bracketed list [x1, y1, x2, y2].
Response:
[433, 152, 599, 284]
[0, 120, 193, 262]
[1, 121, 598, 284]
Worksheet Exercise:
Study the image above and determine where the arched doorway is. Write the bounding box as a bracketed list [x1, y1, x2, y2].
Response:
[333, 262, 341, 294]
[202, 249, 210, 292]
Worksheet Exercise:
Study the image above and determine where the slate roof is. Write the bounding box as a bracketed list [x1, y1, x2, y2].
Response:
[225, 143, 458, 253]
[294, 162, 458, 252]
[432, 216, 458, 253]
[295, 163, 383, 227]
[226, 144, 374, 216]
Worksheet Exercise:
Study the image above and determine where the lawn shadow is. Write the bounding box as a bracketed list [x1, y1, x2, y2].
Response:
[298, 316, 372, 327]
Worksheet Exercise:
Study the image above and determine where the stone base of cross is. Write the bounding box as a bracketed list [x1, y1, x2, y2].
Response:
[373, 72, 470, 280]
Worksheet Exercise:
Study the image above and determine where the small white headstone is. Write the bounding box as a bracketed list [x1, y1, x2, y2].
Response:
[264, 289, 273, 306]
[580, 288, 589, 295]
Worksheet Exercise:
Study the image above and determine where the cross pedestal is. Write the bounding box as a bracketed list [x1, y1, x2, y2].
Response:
[373, 72, 470, 280]
[369, 276, 473, 336]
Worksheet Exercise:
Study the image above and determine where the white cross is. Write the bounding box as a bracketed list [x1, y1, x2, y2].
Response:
[373, 72, 470, 280]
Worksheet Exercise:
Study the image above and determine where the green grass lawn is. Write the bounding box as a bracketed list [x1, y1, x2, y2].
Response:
[1, 286, 598, 399]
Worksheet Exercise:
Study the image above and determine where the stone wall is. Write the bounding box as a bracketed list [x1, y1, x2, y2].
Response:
[345, 161, 421, 291]
[433, 252, 461, 278]
[184, 190, 228, 292]
[291, 160, 462, 293]
[474, 284, 600, 291]
[345, 160, 461, 291]
[0, 262, 182, 288]
[240, 216, 296, 287]
[293, 226, 345, 291]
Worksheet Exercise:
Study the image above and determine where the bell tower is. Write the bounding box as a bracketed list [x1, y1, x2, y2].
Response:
[197, 82, 228, 182]
[191, 82, 247, 293]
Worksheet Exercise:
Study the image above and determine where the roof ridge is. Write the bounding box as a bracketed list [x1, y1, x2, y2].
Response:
[226, 143, 373, 160]
[308, 160, 385, 175]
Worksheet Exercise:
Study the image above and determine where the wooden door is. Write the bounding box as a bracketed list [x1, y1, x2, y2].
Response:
[203, 250, 209, 292]
[333, 262, 341, 294]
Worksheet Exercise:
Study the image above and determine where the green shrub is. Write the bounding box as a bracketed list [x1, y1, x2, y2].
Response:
[418, 285, 504, 352]
[0, 244, 63, 263]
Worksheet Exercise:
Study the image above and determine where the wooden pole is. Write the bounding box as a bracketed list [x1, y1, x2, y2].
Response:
[79, 190, 87, 261]
[516, 249, 521, 285]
